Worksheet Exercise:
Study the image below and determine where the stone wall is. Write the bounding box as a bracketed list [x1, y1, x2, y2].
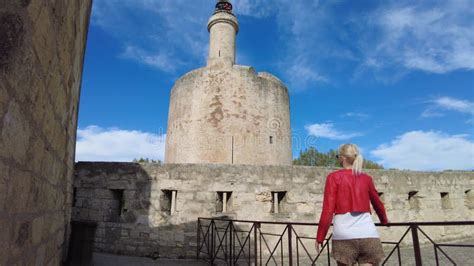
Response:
[0, 1, 92, 265]
[72, 162, 474, 259]
[165, 64, 292, 166]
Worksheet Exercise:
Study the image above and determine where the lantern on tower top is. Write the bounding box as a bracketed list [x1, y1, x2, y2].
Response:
[215, 0, 233, 13]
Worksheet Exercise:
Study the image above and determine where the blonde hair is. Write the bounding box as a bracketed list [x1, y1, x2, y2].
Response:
[338, 143, 364, 175]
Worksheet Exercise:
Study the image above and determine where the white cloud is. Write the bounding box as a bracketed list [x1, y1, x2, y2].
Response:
[371, 131, 474, 171]
[420, 107, 444, 118]
[233, 0, 273, 18]
[121, 45, 182, 73]
[76, 125, 166, 162]
[272, 0, 474, 78]
[421, 96, 474, 121]
[286, 61, 327, 91]
[305, 123, 362, 140]
[270, 0, 334, 90]
[365, 2, 474, 74]
[343, 112, 370, 120]
[434, 97, 474, 115]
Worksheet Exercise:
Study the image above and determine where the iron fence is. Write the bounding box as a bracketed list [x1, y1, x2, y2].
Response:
[197, 218, 474, 265]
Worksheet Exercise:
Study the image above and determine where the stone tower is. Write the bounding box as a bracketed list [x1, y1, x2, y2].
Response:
[165, 0, 292, 165]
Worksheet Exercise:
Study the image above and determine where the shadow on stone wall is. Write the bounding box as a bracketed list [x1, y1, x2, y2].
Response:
[69, 162, 205, 261]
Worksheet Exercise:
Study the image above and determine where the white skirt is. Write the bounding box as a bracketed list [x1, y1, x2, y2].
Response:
[332, 212, 380, 240]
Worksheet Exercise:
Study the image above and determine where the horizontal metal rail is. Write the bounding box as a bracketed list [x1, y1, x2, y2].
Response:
[199, 217, 474, 226]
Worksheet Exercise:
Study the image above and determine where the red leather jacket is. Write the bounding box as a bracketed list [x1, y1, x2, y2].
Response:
[316, 169, 388, 243]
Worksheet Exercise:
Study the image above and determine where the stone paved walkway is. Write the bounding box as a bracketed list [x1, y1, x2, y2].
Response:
[93, 253, 208, 266]
[93, 239, 474, 265]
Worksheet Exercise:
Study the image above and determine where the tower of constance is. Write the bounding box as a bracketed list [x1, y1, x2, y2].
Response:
[165, 0, 292, 165]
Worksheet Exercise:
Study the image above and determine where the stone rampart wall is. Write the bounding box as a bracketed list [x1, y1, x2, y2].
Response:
[72, 163, 474, 258]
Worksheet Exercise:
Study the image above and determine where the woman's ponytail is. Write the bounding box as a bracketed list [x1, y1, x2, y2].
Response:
[352, 153, 364, 176]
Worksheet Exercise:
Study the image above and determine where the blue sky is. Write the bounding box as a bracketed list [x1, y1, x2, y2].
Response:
[76, 0, 474, 171]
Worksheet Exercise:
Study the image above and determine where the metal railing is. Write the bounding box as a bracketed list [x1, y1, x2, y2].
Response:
[197, 218, 474, 265]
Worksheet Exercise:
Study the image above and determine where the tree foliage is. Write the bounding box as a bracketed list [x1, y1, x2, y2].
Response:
[293, 147, 383, 169]
[133, 157, 161, 164]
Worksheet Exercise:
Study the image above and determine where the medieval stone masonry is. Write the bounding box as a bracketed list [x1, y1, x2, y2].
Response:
[72, 162, 474, 258]
[0, 1, 92, 265]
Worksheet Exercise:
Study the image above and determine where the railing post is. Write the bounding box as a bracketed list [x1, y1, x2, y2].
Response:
[288, 224, 293, 266]
[410, 224, 422, 266]
[196, 219, 200, 260]
[225, 222, 228, 263]
[229, 221, 233, 266]
[327, 240, 331, 266]
[211, 220, 215, 263]
[254, 222, 259, 266]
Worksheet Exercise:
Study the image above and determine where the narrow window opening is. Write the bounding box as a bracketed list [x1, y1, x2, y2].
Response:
[465, 189, 474, 209]
[440, 192, 452, 209]
[108, 189, 124, 222]
[219, 50, 221, 57]
[269, 136, 273, 144]
[216, 191, 233, 213]
[72, 187, 77, 207]
[408, 191, 420, 210]
[161, 190, 177, 215]
[271, 191, 287, 213]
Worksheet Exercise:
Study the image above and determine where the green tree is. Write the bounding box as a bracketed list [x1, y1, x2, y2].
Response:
[132, 158, 162, 164]
[293, 147, 383, 169]
[363, 160, 384, 169]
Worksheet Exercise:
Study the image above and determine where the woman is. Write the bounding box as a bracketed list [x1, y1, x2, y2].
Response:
[315, 144, 389, 266]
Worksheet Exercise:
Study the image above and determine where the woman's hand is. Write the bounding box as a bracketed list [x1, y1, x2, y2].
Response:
[315, 242, 323, 254]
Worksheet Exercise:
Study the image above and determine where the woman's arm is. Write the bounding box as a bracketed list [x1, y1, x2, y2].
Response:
[368, 176, 389, 224]
[316, 174, 337, 243]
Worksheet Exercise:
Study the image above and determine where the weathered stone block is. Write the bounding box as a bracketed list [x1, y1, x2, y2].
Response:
[10, 220, 32, 258]
[88, 209, 103, 221]
[108, 179, 132, 189]
[6, 169, 31, 213]
[1, 101, 31, 162]
[255, 191, 272, 202]
[32, 6, 56, 78]
[0, 161, 9, 211]
[0, 80, 9, 121]
[27, 0, 44, 21]
[0, 218, 11, 264]
[31, 215, 44, 245]
[35, 244, 47, 266]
